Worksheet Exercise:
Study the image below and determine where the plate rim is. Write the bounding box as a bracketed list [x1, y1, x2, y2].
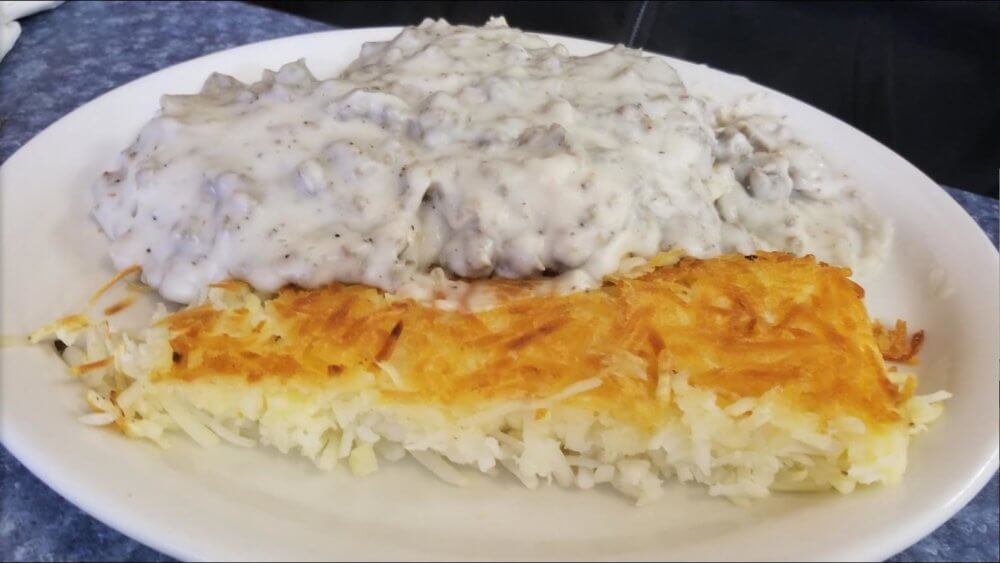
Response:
[1, 25, 997, 562]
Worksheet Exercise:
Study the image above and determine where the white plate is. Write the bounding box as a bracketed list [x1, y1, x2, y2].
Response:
[1, 28, 997, 562]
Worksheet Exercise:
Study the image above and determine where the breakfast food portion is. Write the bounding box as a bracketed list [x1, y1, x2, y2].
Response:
[92, 17, 888, 305]
[33, 253, 946, 503]
[33, 18, 946, 504]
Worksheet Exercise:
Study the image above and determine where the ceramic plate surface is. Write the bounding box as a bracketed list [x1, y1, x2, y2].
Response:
[2, 28, 997, 562]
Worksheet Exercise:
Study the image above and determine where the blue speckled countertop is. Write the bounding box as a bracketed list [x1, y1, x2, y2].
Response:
[0, 2, 997, 561]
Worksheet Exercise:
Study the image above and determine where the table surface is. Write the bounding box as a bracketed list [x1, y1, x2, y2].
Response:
[0, 2, 997, 561]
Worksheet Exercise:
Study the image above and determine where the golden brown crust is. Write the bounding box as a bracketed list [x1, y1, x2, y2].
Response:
[158, 253, 910, 427]
[873, 319, 925, 364]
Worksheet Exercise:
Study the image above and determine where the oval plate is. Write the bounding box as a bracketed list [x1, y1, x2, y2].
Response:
[1, 27, 997, 562]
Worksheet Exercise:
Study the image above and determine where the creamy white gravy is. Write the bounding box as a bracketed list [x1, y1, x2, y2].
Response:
[92, 18, 890, 304]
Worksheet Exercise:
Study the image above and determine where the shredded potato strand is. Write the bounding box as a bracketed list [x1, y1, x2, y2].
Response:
[88, 264, 141, 306]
